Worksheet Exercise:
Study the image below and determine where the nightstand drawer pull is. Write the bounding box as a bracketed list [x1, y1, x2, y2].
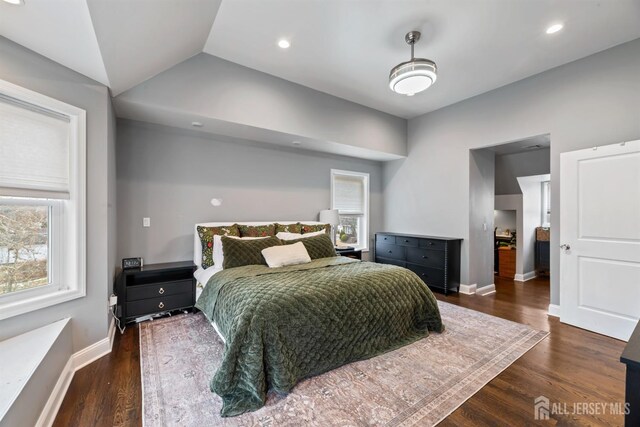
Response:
[388, 250, 393, 254]
[158, 302, 164, 309]
[422, 256, 428, 259]
[158, 287, 165, 294]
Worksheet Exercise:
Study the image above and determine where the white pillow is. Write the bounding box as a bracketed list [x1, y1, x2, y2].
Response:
[213, 234, 225, 267]
[261, 242, 311, 268]
[215, 235, 270, 268]
[276, 230, 325, 240]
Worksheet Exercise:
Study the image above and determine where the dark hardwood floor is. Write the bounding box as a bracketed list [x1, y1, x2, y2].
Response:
[54, 275, 627, 426]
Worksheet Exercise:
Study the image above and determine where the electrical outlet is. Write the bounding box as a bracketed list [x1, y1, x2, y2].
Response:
[109, 295, 117, 307]
[143, 217, 151, 227]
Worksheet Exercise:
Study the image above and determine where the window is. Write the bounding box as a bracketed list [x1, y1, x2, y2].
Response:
[541, 180, 551, 227]
[331, 170, 369, 250]
[0, 79, 86, 320]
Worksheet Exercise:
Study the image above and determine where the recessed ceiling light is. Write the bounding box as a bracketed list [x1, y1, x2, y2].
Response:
[407, 93, 415, 97]
[2, 0, 24, 5]
[546, 23, 564, 34]
[191, 121, 203, 127]
[278, 39, 290, 49]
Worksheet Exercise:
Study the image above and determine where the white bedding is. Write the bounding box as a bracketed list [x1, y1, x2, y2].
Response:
[193, 266, 226, 342]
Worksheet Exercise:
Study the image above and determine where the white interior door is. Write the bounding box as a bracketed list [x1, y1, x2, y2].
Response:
[560, 139, 640, 341]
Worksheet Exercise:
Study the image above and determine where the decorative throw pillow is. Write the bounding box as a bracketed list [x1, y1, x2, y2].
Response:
[281, 233, 337, 259]
[275, 222, 302, 234]
[238, 223, 276, 238]
[214, 235, 269, 269]
[276, 230, 325, 241]
[197, 224, 240, 269]
[261, 242, 311, 268]
[300, 223, 331, 234]
[222, 235, 282, 269]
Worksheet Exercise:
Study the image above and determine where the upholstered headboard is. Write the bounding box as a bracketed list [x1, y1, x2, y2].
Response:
[193, 221, 326, 268]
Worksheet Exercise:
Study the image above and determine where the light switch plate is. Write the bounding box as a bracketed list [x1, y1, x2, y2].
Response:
[143, 217, 150, 227]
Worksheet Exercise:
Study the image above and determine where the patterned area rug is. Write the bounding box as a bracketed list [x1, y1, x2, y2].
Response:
[140, 301, 548, 426]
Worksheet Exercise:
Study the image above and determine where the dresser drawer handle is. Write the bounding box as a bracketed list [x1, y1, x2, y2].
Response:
[388, 250, 393, 254]
[158, 288, 165, 294]
[421, 273, 428, 277]
[422, 255, 428, 259]
[404, 239, 410, 243]
[158, 302, 165, 309]
[428, 242, 434, 246]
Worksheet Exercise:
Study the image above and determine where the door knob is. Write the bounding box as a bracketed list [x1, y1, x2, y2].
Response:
[560, 244, 571, 251]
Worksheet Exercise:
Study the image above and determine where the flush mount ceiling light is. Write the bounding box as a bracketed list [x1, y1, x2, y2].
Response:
[546, 23, 564, 34]
[2, 0, 24, 5]
[278, 39, 290, 49]
[389, 31, 437, 96]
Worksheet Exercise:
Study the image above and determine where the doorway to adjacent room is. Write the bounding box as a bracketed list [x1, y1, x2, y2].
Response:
[468, 134, 551, 301]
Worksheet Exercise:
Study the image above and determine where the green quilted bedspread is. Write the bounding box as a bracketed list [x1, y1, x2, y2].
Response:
[195, 257, 444, 417]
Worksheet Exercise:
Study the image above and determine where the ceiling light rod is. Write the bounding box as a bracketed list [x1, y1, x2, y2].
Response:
[406, 31, 420, 60]
[389, 30, 438, 96]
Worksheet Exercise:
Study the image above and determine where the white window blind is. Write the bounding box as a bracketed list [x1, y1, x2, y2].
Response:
[0, 94, 70, 199]
[333, 174, 365, 214]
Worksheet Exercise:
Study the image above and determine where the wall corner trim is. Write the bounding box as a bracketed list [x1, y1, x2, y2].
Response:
[548, 304, 560, 317]
[514, 271, 537, 282]
[36, 318, 116, 427]
[459, 283, 477, 295]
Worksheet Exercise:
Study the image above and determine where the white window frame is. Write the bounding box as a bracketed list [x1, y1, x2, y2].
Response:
[330, 169, 370, 251]
[541, 180, 551, 228]
[0, 79, 86, 320]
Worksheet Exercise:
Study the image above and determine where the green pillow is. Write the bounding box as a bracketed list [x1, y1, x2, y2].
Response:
[197, 224, 240, 269]
[238, 224, 276, 237]
[281, 234, 337, 259]
[301, 223, 331, 234]
[222, 236, 282, 269]
[275, 222, 302, 234]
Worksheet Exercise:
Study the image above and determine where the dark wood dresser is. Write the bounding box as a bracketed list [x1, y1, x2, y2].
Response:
[375, 233, 462, 294]
[336, 247, 362, 260]
[115, 261, 196, 324]
[621, 321, 640, 426]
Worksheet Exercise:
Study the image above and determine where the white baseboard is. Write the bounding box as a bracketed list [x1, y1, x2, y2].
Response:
[477, 284, 496, 296]
[72, 322, 114, 371]
[514, 271, 537, 282]
[548, 304, 560, 317]
[459, 284, 477, 295]
[35, 358, 74, 427]
[37, 318, 116, 427]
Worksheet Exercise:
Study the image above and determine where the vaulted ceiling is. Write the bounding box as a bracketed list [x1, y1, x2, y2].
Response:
[1, 0, 639, 119]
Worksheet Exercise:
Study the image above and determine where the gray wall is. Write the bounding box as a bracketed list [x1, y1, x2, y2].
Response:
[468, 149, 495, 290]
[0, 36, 115, 352]
[495, 148, 550, 195]
[114, 53, 407, 159]
[384, 38, 640, 304]
[107, 98, 118, 329]
[117, 120, 384, 264]
[494, 210, 516, 232]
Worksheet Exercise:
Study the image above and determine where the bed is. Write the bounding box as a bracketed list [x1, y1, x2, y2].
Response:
[193, 221, 444, 417]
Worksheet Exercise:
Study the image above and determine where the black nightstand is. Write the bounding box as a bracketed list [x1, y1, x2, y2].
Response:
[336, 247, 362, 260]
[115, 261, 196, 325]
